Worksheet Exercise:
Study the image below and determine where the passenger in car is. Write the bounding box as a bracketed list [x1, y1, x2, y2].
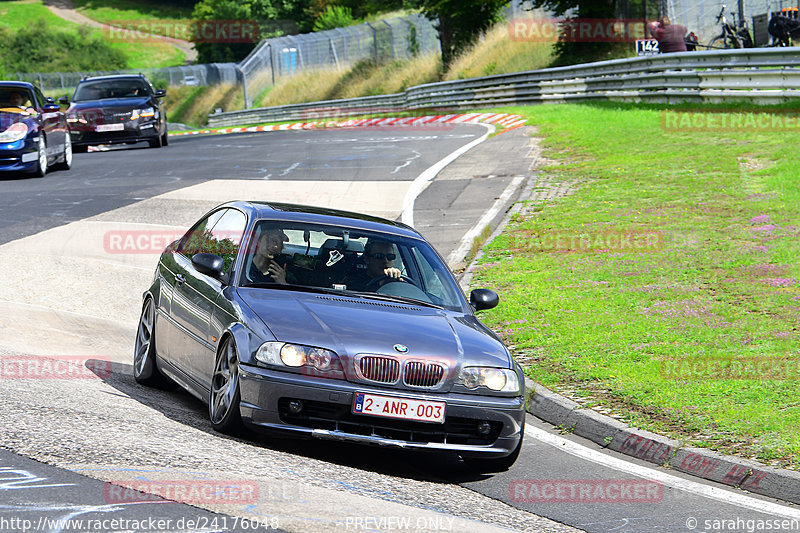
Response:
[344, 239, 403, 291]
[248, 228, 297, 284]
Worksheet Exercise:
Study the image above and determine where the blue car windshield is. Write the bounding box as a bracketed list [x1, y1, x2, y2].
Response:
[238, 221, 467, 312]
[0, 88, 34, 109]
[73, 80, 150, 101]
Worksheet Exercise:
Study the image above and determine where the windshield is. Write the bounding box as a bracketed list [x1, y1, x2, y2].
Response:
[0, 87, 34, 109]
[73, 80, 150, 101]
[237, 221, 467, 312]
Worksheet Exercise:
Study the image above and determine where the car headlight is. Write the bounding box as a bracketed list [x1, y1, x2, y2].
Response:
[256, 342, 343, 376]
[458, 367, 520, 393]
[67, 113, 88, 125]
[0, 123, 29, 143]
[135, 107, 155, 120]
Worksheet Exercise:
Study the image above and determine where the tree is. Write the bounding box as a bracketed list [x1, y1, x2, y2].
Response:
[529, 0, 632, 65]
[413, 0, 510, 69]
[191, 0, 312, 63]
[192, 0, 256, 63]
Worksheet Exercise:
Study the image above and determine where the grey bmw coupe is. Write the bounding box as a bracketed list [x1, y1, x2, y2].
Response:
[135, 201, 525, 472]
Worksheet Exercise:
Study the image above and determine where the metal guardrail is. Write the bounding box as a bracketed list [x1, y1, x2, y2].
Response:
[207, 49, 800, 127]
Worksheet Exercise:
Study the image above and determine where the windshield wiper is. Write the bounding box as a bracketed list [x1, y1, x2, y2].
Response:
[240, 283, 347, 296]
[350, 291, 443, 309]
[239, 283, 443, 308]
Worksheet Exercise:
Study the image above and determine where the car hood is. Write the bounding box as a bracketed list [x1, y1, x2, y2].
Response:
[69, 97, 152, 111]
[237, 288, 512, 372]
[0, 108, 37, 129]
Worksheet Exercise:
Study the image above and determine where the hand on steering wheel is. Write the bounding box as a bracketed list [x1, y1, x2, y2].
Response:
[364, 273, 419, 292]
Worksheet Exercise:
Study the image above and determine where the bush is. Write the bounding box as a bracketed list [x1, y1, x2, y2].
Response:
[313, 6, 358, 32]
[0, 19, 128, 74]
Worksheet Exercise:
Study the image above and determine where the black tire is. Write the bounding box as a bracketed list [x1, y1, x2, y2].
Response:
[148, 134, 162, 149]
[52, 134, 73, 171]
[708, 36, 726, 49]
[133, 298, 170, 387]
[31, 136, 47, 177]
[209, 337, 244, 434]
[161, 131, 168, 146]
[462, 430, 524, 473]
[72, 144, 88, 153]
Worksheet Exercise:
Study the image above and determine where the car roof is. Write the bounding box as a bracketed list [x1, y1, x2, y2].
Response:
[0, 81, 36, 90]
[221, 201, 422, 240]
[78, 74, 149, 83]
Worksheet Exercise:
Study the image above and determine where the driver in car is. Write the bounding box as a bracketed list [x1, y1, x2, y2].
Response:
[345, 239, 403, 291]
[5, 91, 34, 112]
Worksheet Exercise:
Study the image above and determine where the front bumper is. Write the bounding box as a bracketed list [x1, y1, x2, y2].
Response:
[239, 363, 525, 457]
[69, 122, 159, 146]
[0, 141, 38, 172]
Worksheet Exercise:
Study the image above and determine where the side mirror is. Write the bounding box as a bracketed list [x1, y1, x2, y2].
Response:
[154, 89, 166, 98]
[42, 103, 61, 112]
[470, 289, 499, 311]
[58, 96, 69, 105]
[45, 97, 55, 104]
[192, 253, 225, 280]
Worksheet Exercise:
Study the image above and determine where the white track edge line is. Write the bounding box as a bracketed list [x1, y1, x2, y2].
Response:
[524, 424, 800, 519]
[446, 176, 524, 268]
[400, 123, 494, 227]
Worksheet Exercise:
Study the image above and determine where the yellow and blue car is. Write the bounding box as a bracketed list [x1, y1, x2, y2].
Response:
[0, 81, 72, 177]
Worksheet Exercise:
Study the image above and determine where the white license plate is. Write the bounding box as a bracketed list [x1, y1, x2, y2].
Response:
[352, 392, 445, 423]
[96, 123, 125, 132]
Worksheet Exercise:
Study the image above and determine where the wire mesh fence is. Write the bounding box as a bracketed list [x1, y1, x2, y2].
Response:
[10, 63, 240, 95]
[667, 0, 799, 45]
[237, 13, 441, 107]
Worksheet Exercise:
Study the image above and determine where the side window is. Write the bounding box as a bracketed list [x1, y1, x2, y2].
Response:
[177, 210, 227, 258]
[411, 247, 447, 301]
[33, 87, 46, 108]
[201, 209, 247, 271]
[390, 244, 408, 276]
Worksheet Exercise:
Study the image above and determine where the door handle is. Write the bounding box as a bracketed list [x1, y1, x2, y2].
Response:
[175, 274, 186, 285]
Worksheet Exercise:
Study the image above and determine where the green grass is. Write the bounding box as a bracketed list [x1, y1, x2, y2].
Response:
[0, 0, 184, 70]
[73, 0, 192, 22]
[473, 103, 800, 468]
[0, 0, 67, 30]
[73, 0, 193, 40]
[109, 41, 184, 70]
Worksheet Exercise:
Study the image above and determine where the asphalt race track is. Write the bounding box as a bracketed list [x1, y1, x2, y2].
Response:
[1, 126, 798, 533]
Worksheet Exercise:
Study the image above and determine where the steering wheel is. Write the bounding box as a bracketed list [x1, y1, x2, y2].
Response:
[364, 274, 419, 292]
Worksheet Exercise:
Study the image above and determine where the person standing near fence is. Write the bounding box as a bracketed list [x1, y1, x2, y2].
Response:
[649, 16, 688, 53]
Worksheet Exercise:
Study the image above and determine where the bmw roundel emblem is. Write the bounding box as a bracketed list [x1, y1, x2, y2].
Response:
[394, 344, 408, 353]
